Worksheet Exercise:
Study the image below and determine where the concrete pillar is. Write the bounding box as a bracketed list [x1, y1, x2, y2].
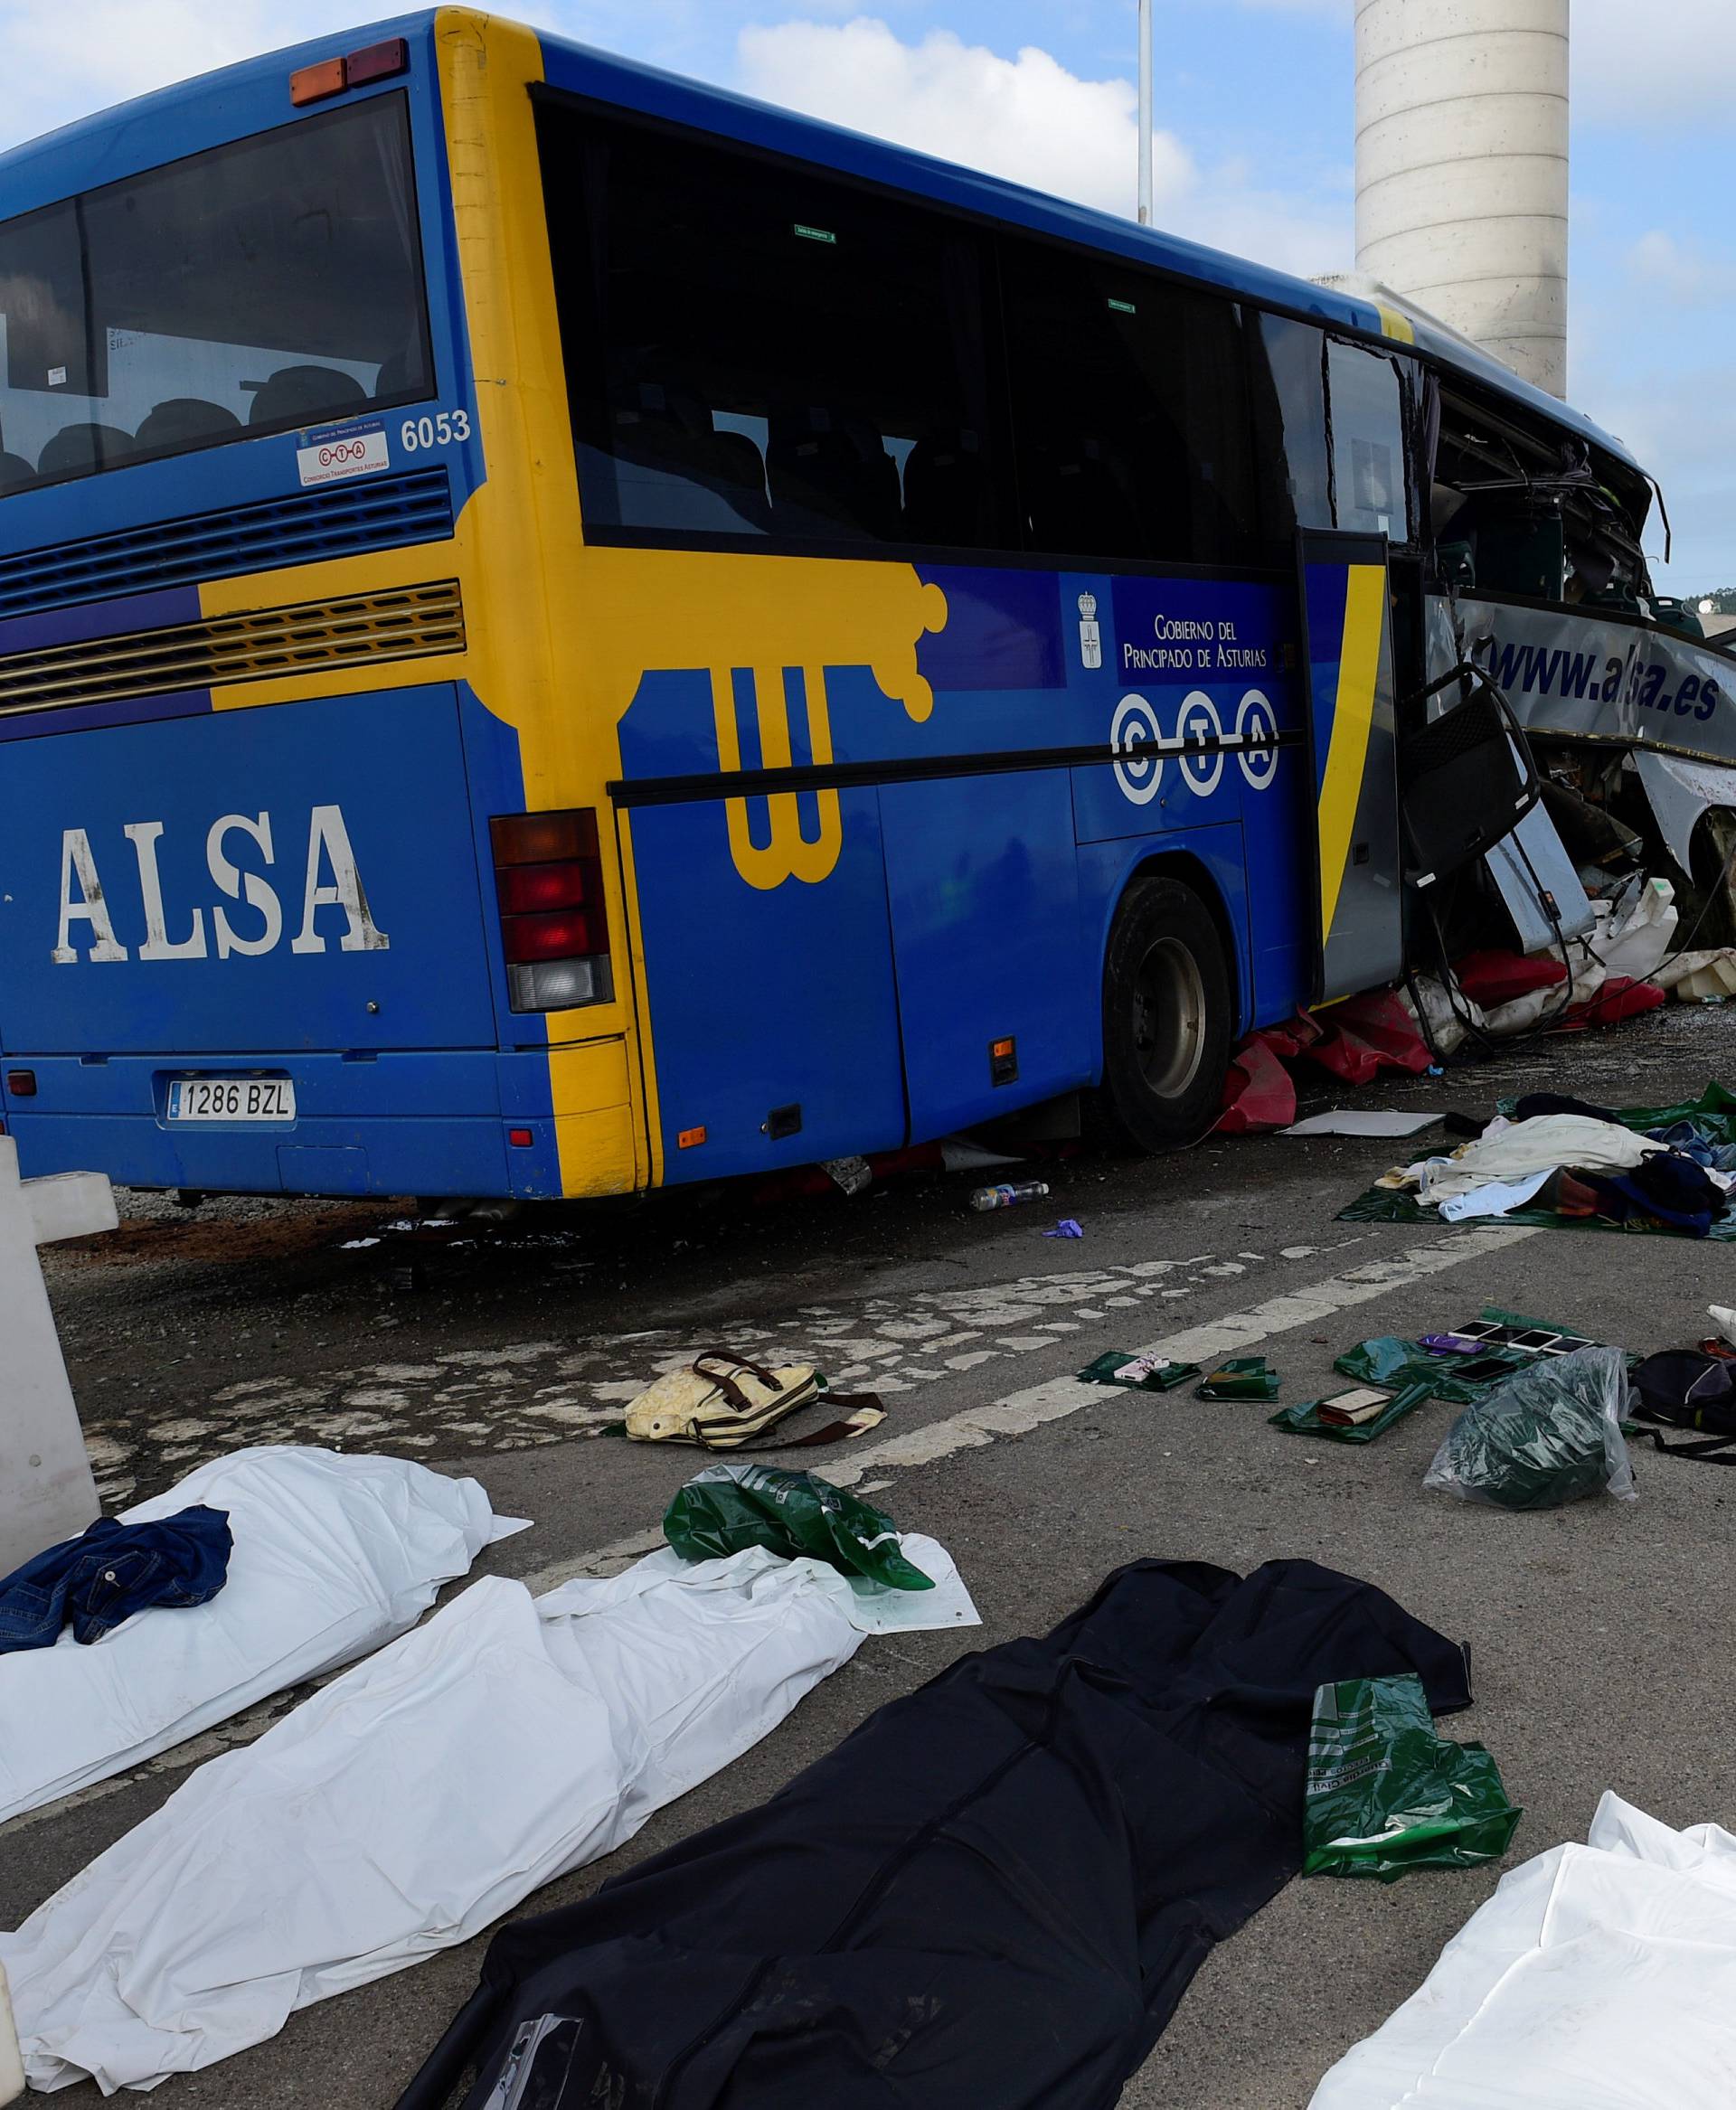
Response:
[0, 1137, 118, 1577]
[1355, 0, 1569, 397]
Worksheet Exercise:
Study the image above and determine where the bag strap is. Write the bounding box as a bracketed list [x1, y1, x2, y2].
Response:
[1646, 1428, 1736, 1465]
[691, 1348, 785, 1412]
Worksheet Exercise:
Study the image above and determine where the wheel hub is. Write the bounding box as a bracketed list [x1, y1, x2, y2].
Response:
[1130, 937, 1207, 1099]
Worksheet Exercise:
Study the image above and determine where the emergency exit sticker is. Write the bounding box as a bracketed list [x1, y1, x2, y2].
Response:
[297, 418, 391, 488]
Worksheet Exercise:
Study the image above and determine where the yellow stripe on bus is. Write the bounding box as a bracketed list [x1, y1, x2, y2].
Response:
[1316, 564, 1386, 942]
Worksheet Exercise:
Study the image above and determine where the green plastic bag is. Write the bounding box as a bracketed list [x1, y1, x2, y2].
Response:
[1077, 1352, 1201, 1393]
[664, 1463, 933, 1590]
[1270, 1380, 1433, 1446]
[1303, 1673, 1522, 1881]
[1197, 1357, 1280, 1401]
[1422, 1346, 1637, 1510]
[1335, 1335, 1529, 1406]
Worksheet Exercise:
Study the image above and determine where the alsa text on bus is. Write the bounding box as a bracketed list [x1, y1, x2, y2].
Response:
[51, 807, 391, 965]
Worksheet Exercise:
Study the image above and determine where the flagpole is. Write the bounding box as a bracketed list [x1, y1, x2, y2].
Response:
[1137, 0, 1153, 224]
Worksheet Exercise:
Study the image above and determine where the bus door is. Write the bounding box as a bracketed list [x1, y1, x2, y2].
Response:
[1297, 531, 1405, 1003]
[876, 569, 1090, 1139]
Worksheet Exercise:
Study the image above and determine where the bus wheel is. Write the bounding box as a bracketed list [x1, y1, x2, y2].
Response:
[1091, 876, 1231, 1153]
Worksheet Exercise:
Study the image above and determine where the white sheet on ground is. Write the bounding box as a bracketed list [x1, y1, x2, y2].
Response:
[0, 1538, 977, 2096]
[1282, 1111, 1444, 1139]
[1309, 1792, 1736, 2108]
[0, 1446, 524, 1830]
[1408, 1113, 1664, 1207]
[1436, 1167, 1554, 1222]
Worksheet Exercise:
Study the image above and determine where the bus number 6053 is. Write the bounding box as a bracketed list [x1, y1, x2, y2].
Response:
[401, 409, 472, 451]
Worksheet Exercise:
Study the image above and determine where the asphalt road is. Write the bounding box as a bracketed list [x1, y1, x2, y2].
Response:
[5, 1003, 1735, 2109]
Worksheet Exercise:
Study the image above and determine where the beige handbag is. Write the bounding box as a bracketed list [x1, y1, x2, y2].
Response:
[623, 1349, 881, 1450]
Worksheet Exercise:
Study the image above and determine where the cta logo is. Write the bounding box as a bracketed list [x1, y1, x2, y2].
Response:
[52, 806, 390, 965]
[296, 421, 390, 488]
[1111, 689, 1279, 806]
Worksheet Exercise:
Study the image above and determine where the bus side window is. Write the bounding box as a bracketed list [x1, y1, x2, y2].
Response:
[999, 241, 1260, 569]
[1326, 341, 1412, 544]
[1250, 313, 1333, 550]
[536, 104, 1015, 553]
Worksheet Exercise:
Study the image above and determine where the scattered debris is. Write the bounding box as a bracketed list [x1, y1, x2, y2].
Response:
[1271, 1382, 1433, 1446]
[1335, 1331, 1533, 1404]
[664, 1464, 935, 1590]
[1043, 1218, 1084, 1239]
[1343, 1082, 1736, 1240]
[1078, 1352, 1201, 1394]
[820, 1154, 873, 1198]
[1281, 1110, 1444, 1139]
[1628, 1349, 1736, 1464]
[0, 1505, 231, 1655]
[969, 1179, 1051, 1212]
[1422, 1346, 1637, 1509]
[1302, 1673, 1520, 1881]
[1197, 1357, 1281, 1401]
[621, 1352, 885, 1451]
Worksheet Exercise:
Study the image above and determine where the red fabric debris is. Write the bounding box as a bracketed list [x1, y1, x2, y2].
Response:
[1304, 992, 1433, 1085]
[1455, 950, 1569, 1006]
[1571, 976, 1667, 1027]
[1216, 1034, 1297, 1133]
[1250, 1013, 1324, 1061]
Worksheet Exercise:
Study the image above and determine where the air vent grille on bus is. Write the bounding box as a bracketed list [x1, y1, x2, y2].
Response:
[0, 581, 466, 717]
[0, 470, 455, 620]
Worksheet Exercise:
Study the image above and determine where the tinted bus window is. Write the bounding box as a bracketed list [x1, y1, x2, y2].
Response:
[1001, 243, 1259, 568]
[1250, 313, 1333, 547]
[1326, 341, 1411, 543]
[538, 106, 1011, 551]
[0, 95, 431, 495]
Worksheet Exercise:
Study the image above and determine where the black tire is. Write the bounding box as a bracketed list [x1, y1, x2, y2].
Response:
[1090, 876, 1231, 1153]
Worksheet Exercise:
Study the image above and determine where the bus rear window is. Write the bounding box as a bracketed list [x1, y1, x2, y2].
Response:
[0, 94, 432, 496]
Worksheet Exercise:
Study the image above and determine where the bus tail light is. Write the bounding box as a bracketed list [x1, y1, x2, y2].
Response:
[491, 810, 614, 1013]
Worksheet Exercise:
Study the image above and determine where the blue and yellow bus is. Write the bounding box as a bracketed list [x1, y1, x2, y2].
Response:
[0, 10, 1663, 1200]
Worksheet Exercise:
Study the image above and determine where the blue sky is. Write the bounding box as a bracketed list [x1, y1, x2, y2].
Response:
[4, 0, 1732, 589]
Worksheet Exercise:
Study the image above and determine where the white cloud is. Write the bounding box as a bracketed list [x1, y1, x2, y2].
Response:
[0, 0, 656, 153]
[737, 16, 1193, 219]
[736, 15, 1349, 276]
[0, 2, 354, 147]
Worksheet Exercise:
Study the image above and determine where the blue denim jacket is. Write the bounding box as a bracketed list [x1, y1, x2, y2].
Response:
[0, 1504, 233, 1653]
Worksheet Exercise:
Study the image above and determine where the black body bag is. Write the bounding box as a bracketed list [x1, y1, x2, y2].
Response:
[396, 1558, 1470, 2110]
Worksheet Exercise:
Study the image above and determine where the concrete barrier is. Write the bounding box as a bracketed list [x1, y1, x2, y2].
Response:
[0, 1136, 118, 1578]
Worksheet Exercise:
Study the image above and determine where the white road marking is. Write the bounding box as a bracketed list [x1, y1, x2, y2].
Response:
[520, 1221, 1539, 1593]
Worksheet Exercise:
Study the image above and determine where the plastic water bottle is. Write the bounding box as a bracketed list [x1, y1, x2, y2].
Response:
[969, 1180, 1051, 1212]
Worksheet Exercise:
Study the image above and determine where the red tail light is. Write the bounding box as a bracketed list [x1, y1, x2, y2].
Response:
[491, 810, 613, 1013]
[496, 862, 590, 916]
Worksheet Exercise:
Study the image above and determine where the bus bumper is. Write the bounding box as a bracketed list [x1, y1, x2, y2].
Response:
[0, 1047, 638, 1201]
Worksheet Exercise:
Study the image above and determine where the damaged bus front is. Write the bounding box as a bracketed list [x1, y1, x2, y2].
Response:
[1411, 352, 1736, 977]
